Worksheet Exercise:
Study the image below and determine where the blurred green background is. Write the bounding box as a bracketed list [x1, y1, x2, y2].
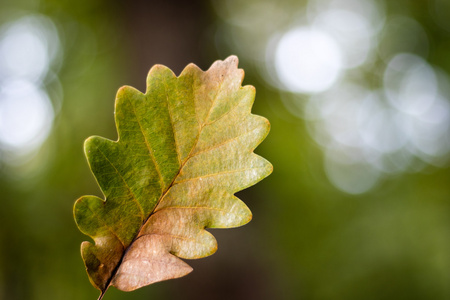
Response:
[1, 0, 450, 299]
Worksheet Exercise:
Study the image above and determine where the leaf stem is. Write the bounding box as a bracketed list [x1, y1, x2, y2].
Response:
[98, 289, 107, 300]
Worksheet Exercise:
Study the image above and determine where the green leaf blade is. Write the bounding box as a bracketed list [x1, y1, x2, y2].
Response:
[74, 56, 272, 297]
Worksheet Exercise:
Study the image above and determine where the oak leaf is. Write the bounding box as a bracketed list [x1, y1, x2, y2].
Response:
[74, 56, 272, 299]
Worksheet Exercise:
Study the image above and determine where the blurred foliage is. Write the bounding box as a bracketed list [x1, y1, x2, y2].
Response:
[0, 0, 449, 299]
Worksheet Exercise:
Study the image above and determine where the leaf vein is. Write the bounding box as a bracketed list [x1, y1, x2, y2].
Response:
[174, 167, 266, 185]
[202, 71, 226, 125]
[163, 78, 181, 165]
[127, 98, 164, 188]
[96, 147, 145, 219]
[85, 204, 126, 248]
[155, 206, 225, 213]
[191, 125, 260, 158]
[203, 92, 245, 127]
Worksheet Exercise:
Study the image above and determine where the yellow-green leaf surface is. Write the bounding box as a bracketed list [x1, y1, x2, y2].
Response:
[73, 56, 272, 299]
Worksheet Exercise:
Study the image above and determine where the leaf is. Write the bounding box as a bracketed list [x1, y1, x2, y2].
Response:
[73, 56, 272, 299]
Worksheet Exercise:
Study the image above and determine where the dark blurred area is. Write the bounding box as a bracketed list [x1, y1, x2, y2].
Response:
[0, 0, 450, 299]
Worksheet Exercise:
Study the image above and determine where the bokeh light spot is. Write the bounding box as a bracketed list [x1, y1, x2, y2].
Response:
[274, 27, 343, 94]
[313, 9, 373, 68]
[0, 14, 61, 165]
[0, 80, 54, 155]
[384, 54, 437, 116]
[325, 147, 380, 194]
